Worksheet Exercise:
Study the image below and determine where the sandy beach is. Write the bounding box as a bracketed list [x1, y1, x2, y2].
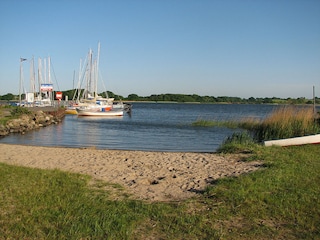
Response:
[0, 143, 262, 202]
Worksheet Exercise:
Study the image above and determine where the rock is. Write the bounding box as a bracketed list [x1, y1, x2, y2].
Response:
[151, 180, 159, 185]
[1, 108, 65, 137]
[0, 124, 9, 136]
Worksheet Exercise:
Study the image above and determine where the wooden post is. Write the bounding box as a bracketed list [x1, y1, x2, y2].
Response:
[313, 86, 316, 117]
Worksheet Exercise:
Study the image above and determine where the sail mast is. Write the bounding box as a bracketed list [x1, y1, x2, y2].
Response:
[44, 58, 47, 84]
[48, 56, 51, 83]
[38, 58, 42, 101]
[87, 48, 93, 99]
[30, 56, 36, 105]
[96, 41, 100, 97]
[48, 56, 52, 103]
[19, 58, 25, 105]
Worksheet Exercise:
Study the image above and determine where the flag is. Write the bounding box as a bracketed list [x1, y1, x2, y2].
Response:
[20, 58, 27, 62]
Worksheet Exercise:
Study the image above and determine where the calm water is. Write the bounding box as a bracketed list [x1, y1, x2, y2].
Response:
[1, 103, 281, 152]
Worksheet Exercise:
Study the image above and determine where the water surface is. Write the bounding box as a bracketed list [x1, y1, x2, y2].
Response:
[1, 103, 280, 152]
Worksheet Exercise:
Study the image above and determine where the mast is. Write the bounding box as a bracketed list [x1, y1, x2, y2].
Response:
[48, 56, 52, 103]
[19, 57, 27, 105]
[75, 58, 82, 102]
[88, 48, 93, 99]
[96, 41, 100, 97]
[19, 58, 22, 105]
[38, 58, 42, 101]
[44, 58, 47, 84]
[48, 56, 51, 83]
[93, 58, 97, 98]
[73, 70, 75, 89]
[30, 56, 36, 105]
[30, 56, 35, 94]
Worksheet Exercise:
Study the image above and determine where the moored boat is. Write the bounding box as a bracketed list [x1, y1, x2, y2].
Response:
[76, 107, 123, 117]
[65, 105, 78, 115]
[69, 42, 126, 117]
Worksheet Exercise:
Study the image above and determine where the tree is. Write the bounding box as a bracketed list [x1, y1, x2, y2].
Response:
[0, 93, 15, 100]
[127, 94, 140, 101]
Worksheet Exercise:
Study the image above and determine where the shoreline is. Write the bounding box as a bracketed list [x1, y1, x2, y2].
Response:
[0, 143, 262, 202]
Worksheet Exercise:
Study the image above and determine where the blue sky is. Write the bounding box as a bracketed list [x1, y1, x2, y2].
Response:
[1, 0, 319, 98]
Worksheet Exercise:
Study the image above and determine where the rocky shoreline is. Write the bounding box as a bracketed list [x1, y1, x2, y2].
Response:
[0, 107, 65, 137]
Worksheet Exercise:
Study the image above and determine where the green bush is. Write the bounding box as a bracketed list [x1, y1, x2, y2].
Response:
[217, 131, 260, 154]
[10, 107, 31, 117]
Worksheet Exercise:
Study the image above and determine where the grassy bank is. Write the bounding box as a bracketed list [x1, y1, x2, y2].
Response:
[1, 144, 319, 239]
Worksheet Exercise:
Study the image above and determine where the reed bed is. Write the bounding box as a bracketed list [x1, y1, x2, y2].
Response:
[192, 119, 239, 128]
[192, 117, 260, 129]
[254, 106, 320, 141]
[193, 105, 320, 143]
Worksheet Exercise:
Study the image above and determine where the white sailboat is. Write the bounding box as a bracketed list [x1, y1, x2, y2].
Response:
[74, 42, 125, 117]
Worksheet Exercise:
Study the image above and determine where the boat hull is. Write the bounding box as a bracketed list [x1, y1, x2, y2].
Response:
[264, 134, 320, 147]
[65, 108, 78, 115]
[76, 109, 124, 117]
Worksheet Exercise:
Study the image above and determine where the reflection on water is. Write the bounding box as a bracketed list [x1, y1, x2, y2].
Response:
[1, 103, 286, 152]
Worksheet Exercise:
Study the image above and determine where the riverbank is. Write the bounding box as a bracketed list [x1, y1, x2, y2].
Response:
[0, 143, 262, 201]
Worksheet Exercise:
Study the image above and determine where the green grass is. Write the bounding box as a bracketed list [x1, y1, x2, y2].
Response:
[1, 144, 320, 239]
[206, 145, 320, 239]
[216, 131, 261, 154]
[0, 163, 216, 239]
[192, 119, 239, 128]
[192, 117, 261, 131]
[0, 105, 32, 125]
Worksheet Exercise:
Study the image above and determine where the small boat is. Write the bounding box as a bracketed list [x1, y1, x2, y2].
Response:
[76, 107, 124, 117]
[264, 134, 320, 147]
[76, 95, 124, 117]
[65, 106, 78, 115]
[65, 102, 81, 114]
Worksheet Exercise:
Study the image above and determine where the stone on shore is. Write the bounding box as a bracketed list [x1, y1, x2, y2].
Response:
[0, 108, 65, 136]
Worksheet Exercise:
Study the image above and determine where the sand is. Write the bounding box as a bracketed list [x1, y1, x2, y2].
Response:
[0, 143, 262, 202]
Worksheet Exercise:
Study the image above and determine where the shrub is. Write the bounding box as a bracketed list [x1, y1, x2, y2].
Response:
[217, 131, 259, 154]
[10, 107, 31, 117]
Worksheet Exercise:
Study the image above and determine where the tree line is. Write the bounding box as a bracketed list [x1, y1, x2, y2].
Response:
[1, 90, 319, 105]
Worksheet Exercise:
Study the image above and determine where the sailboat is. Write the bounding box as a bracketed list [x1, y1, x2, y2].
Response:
[35, 57, 54, 107]
[73, 42, 124, 117]
[19, 56, 54, 107]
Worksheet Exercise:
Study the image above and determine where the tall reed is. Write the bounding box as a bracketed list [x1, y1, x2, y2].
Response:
[254, 106, 320, 141]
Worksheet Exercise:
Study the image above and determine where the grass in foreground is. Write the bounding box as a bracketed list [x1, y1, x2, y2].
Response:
[1, 144, 320, 239]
